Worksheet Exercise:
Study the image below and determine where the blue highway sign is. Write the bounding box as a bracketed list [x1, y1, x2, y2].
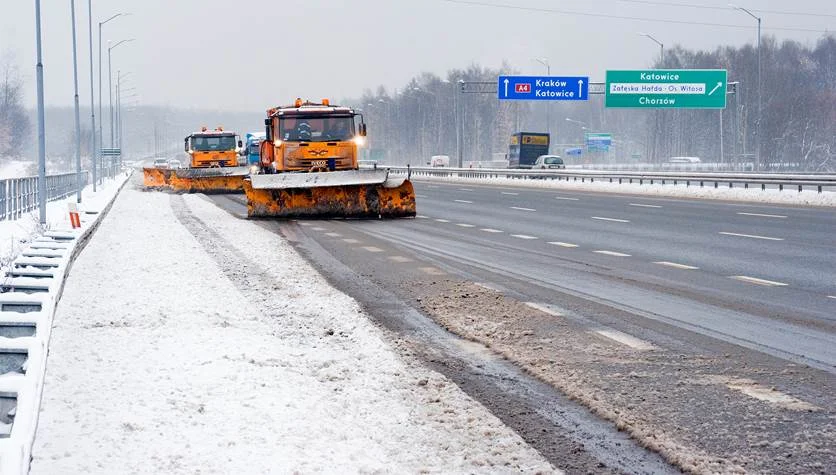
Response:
[498, 75, 589, 101]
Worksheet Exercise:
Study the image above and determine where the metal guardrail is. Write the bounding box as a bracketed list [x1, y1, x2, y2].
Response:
[0, 171, 89, 221]
[386, 166, 836, 193]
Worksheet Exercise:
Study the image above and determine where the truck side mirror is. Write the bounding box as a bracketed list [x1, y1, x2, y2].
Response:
[238, 140, 243, 148]
[359, 123, 367, 137]
[264, 118, 273, 142]
[184, 138, 189, 152]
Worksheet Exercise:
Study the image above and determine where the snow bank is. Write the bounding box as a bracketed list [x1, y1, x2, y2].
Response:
[30, 179, 556, 474]
[413, 174, 836, 207]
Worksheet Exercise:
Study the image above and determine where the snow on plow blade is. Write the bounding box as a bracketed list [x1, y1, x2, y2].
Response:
[244, 169, 416, 219]
[142, 168, 174, 189]
[168, 167, 250, 194]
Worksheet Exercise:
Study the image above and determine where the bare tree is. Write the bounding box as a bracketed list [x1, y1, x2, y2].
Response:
[0, 53, 31, 157]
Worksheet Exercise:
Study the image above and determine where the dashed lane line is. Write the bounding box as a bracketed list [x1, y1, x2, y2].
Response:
[311, 227, 327, 231]
[362, 246, 384, 253]
[828, 295, 836, 300]
[719, 232, 784, 241]
[454, 199, 473, 204]
[458, 188, 474, 192]
[501, 192, 519, 195]
[629, 203, 662, 208]
[737, 212, 787, 218]
[511, 234, 538, 240]
[730, 275, 788, 287]
[456, 223, 476, 228]
[548, 242, 579, 248]
[591, 216, 630, 223]
[324, 232, 342, 237]
[435, 219, 450, 223]
[654, 261, 699, 270]
[388, 256, 413, 263]
[510, 207, 536, 212]
[594, 329, 657, 351]
[554, 196, 579, 201]
[416, 215, 430, 219]
[594, 250, 631, 257]
[342, 238, 360, 244]
[480, 228, 503, 233]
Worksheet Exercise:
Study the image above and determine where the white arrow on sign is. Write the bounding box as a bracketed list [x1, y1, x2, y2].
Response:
[578, 79, 584, 96]
[708, 82, 722, 96]
[504, 78, 509, 97]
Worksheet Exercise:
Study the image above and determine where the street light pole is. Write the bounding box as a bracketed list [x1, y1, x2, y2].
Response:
[730, 4, 761, 171]
[98, 13, 128, 174]
[108, 39, 134, 148]
[35, 0, 47, 224]
[87, 0, 97, 191]
[535, 58, 551, 148]
[71, 0, 83, 203]
[638, 32, 664, 65]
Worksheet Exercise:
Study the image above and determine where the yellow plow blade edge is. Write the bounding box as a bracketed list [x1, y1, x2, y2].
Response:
[244, 171, 416, 219]
[168, 167, 249, 194]
[142, 168, 173, 190]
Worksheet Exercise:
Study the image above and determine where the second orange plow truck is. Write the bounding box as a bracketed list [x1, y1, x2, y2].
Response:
[244, 98, 416, 219]
[143, 127, 249, 193]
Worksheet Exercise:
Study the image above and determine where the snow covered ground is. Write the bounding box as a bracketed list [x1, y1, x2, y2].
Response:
[30, 178, 556, 474]
[411, 174, 836, 207]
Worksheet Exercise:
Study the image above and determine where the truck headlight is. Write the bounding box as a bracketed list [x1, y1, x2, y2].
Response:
[353, 136, 366, 146]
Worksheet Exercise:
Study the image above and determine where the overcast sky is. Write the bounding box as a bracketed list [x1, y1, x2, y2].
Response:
[2, 0, 833, 111]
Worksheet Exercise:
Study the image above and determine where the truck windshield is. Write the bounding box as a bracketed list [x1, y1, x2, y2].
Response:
[279, 116, 355, 142]
[248, 141, 261, 154]
[191, 135, 236, 152]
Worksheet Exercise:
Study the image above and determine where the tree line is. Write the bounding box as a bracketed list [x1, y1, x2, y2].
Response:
[351, 34, 836, 172]
[0, 56, 31, 159]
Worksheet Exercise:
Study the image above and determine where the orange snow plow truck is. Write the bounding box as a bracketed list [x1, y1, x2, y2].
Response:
[143, 127, 249, 193]
[244, 99, 416, 219]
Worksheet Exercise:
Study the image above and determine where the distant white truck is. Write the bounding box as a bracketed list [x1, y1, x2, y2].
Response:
[430, 155, 450, 167]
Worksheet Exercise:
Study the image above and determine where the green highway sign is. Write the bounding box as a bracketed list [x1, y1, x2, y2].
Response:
[605, 69, 727, 109]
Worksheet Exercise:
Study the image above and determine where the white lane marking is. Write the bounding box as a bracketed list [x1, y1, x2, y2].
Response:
[362, 246, 384, 253]
[737, 212, 787, 218]
[594, 250, 631, 257]
[419, 267, 445, 275]
[311, 227, 327, 231]
[730, 275, 788, 287]
[298, 222, 312, 226]
[592, 216, 630, 223]
[629, 203, 662, 208]
[456, 223, 475, 228]
[548, 241, 578, 248]
[458, 188, 474, 192]
[594, 330, 656, 351]
[828, 295, 836, 300]
[654, 261, 699, 270]
[480, 228, 504, 233]
[501, 192, 519, 195]
[388, 256, 413, 263]
[525, 302, 562, 317]
[435, 219, 450, 223]
[475, 282, 503, 292]
[511, 206, 536, 212]
[324, 232, 342, 237]
[511, 234, 538, 240]
[554, 196, 579, 201]
[719, 232, 784, 241]
[454, 199, 473, 204]
[708, 377, 820, 412]
[342, 238, 360, 244]
[416, 215, 430, 219]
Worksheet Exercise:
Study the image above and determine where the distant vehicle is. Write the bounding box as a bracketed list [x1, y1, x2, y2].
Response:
[509, 132, 550, 168]
[168, 159, 181, 169]
[152, 158, 169, 168]
[668, 156, 701, 163]
[245, 132, 266, 166]
[533, 155, 565, 169]
[430, 155, 450, 167]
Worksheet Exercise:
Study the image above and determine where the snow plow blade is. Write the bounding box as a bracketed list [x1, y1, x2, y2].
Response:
[143, 168, 174, 190]
[244, 169, 416, 219]
[168, 167, 250, 194]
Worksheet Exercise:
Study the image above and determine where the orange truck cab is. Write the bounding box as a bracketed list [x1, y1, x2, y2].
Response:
[184, 127, 243, 168]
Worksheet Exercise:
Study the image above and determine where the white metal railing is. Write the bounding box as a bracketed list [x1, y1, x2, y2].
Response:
[0, 171, 89, 221]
